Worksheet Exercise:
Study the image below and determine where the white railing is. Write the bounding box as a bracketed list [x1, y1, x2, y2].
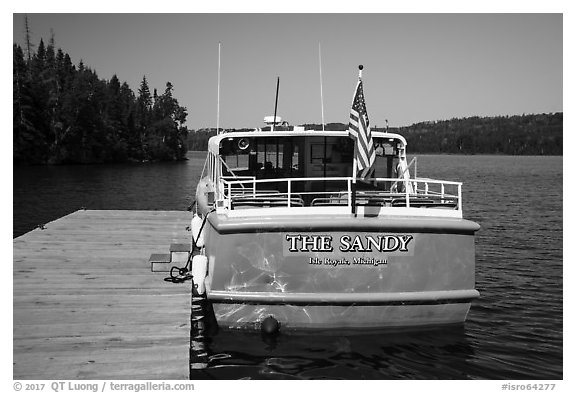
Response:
[219, 176, 463, 212]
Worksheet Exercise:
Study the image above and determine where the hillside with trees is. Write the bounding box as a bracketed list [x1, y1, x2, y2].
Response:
[13, 30, 189, 165]
[187, 113, 562, 155]
[392, 113, 562, 155]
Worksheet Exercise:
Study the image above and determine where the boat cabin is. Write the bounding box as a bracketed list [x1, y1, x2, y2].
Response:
[202, 129, 462, 216]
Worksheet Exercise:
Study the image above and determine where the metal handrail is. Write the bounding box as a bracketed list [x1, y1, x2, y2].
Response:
[219, 176, 462, 211]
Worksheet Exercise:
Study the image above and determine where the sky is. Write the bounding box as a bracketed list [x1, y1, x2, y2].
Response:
[12, 12, 563, 130]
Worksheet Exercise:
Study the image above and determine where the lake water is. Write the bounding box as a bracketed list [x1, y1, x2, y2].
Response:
[13, 152, 563, 379]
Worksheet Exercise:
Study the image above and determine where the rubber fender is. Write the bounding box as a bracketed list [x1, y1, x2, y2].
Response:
[192, 254, 208, 295]
[191, 214, 205, 248]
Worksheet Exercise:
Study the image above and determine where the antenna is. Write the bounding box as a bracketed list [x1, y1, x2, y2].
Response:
[272, 77, 280, 132]
[216, 42, 221, 135]
[319, 42, 325, 132]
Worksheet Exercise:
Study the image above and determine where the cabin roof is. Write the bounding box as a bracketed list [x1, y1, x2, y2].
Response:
[207, 130, 407, 154]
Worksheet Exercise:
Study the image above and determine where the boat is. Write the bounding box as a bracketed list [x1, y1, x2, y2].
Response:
[190, 70, 480, 331]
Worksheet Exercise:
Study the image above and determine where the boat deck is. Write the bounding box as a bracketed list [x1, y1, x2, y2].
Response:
[13, 210, 192, 379]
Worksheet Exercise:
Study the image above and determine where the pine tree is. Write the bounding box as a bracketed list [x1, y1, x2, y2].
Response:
[13, 44, 38, 163]
[25, 39, 51, 162]
[148, 81, 189, 160]
[119, 81, 137, 160]
[137, 75, 152, 109]
[24, 15, 34, 64]
[33, 39, 46, 71]
[43, 37, 61, 159]
[134, 76, 152, 159]
[104, 75, 129, 161]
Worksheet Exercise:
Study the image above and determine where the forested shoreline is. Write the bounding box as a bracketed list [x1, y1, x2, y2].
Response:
[13, 33, 189, 165]
[393, 113, 562, 155]
[188, 112, 562, 155]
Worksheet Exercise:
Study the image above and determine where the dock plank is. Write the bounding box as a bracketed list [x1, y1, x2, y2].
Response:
[13, 210, 193, 380]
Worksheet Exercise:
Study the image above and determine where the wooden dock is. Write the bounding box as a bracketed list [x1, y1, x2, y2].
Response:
[13, 210, 193, 379]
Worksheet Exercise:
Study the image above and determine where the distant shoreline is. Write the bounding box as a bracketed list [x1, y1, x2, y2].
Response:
[187, 113, 562, 156]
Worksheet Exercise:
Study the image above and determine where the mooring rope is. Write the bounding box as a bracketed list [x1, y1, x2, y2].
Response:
[164, 208, 215, 284]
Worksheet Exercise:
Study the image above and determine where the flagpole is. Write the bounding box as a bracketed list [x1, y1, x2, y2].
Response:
[351, 145, 358, 215]
[351, 64, 363, 216]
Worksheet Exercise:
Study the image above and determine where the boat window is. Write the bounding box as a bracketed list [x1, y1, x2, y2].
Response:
[310, 144, 325, 164]
[255, 138, 289, 178]
[207, 152, 212, 181]
[221, 151, 249, 171]
[310, 138, 354, 165]
[219, 136, 304, 179]
[266, 142, 280, 170]
[292, 144, 299, 171]
[366, 137, 404, 191]
[210, 153, 217, 183]
[219, 138, 251, 177]
[304, 136, 353, 180]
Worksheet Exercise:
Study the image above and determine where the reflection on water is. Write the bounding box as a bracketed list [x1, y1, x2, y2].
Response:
[189, 299, 475, 380]
[13, 154, 206, 238]
[189, 297, 210, 371]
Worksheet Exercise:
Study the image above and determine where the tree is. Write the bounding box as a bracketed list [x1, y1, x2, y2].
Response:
[13, 44, 40, 163]
[13, 26, 191, 164]
[132, 75, 153, 159]
[148, 82, 189, 160]
[24, 15, 34, 64]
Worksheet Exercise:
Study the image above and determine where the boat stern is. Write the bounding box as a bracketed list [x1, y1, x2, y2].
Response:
[202, 213, 480, 330]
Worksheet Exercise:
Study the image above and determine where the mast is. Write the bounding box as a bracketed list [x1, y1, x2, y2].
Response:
[319, 42, 325, 132]
[216, 42, 221, 134]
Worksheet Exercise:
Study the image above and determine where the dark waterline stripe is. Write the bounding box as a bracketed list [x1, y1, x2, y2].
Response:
[207, 289, 480, 306]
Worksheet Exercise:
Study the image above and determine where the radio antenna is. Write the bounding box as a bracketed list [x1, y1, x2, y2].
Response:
[319, 42, 325, 132]
[216, 42, 221, 135]
[272, 76, 280, 132]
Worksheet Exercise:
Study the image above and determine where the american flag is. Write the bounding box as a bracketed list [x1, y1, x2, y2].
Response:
[348, 79, 375, 178]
